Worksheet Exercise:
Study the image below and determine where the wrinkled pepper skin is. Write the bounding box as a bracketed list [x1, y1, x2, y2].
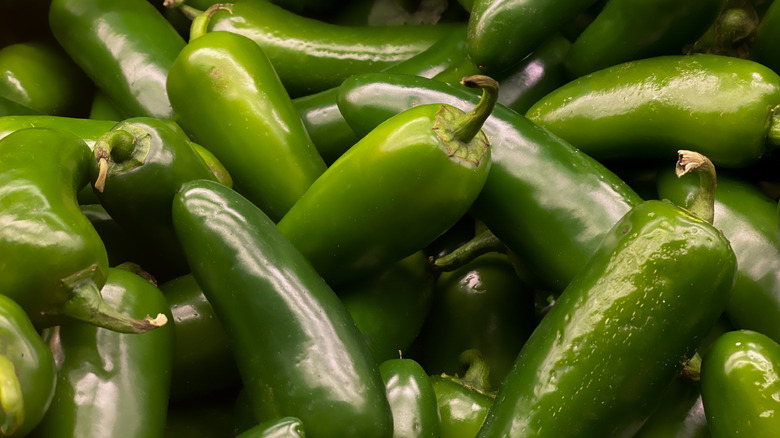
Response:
[565, 0, 726, 78]
[278, 100, 491, 286]
[380, 358, 441, 438]
[527, 54, 780, 168]
[657, 169, 780, 344]
[49, 0, 185, 119]
[172, 179, 393, 438]
[336, 72, 641, 291]
[0, 294, 56, 437]
[31, 267, 175, 438]
[0, 41, 92, 117]
[236, 417, 306, 438]
[467, 0, 598, 73]
[339, 252, 436, 364]
[167, 30, 326, 222]
[160, 274, 240, 402]
[701, 330, 780, 437]
[476, 200, 737, 437]
[200, 0, 459, 96]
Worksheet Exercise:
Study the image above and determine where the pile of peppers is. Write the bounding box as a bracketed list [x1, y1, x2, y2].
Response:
[3, 0, 780, 436]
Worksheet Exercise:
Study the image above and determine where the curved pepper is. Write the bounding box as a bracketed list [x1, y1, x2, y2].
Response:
[476, 151, 737, 437]
[172, 0, 460, 96]
[172, 179, 393, 438]
[0, 96, 38, 117]
[0, 128, 166, 333]
[279, 76, 494, 286]
[31, 266, 175, 438]
[236, 417, 306, 438]
[0, 116, 113, 149]
[380, 357, 440, 438]
[167, 28, 326, 222]
[526, 54, 780, 168]
[701, 330, 780, 437]
[49, 0, 185, 119]
[336, 72, 641, 291]
[752, 0, 780, 73]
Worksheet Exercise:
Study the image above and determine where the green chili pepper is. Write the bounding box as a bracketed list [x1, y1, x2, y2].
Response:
[336, 72, 641, 291]
[752, 0, 780, 73]
[160, 274, 240, 402]
[430, 350, 495, 438]
[0, 41, 92, 117]
[565, 0, 726, 78]
[279, 75, 494, 286]
[657, 168, 780, 344]
[0, 128, 166, 333]
[527, 54, 780, 168]
[380, 357, 441, 438]
[49, 0, 185, 119]
[89, 90, 124, 122]
[236, 417, 306, 438]
[79, 204, 155, 268]
[0, 96, 38, 117]
[467, 0, 597, 73]
[0, 116, 113, 149]
[0, 294, 56, 437]
[417, 253, 535, 389]
[167, 27, 326, 222]
[476, 151, 737, 437]
[701, 330, 780, 437]
[31, 266, 175, 438]
[172, 179, 393, 438]
[173, 0, 460, 97]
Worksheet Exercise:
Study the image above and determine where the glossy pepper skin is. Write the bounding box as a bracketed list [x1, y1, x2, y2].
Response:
[0, 128, 163, 333]
[190, 0, 459, 96]
[336, 72, 641, 291]
[657, 169, 780, 344]
[279, 77, 494, 286]
[0, 294, 56, 437]
[0, 41, 92, 117]
[467, 0, 598, 73]
[167, 30, 326, 222]
[380, 358, 441, 438]
[565, 0, 726, 78]
[88, 90, 124, 122]
[236, 417, 306, 438]
[0, 96, 38, 117]
[49, 0, 185, 119]
[31, 267, 175, 438]
[751, 0, 780, 74]
[0, 116, 113, 149]
[476, 180, 737, 436]
[701, 330, 780, 437]
[160, 274, 240, 402]
[339, 252, 436, 364]
[527, 54, 780, 168]
[172, 179, 393, 438]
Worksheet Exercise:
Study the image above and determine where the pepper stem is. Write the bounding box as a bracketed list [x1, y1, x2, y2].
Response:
[767, 105, 780, 148]
[675, 150, 717, 224]
[432, 229, 506, 272]
[93, 124, 152, 193]
[452, 75, 499, 143]
[459, 349, 492, 393]
[189, 4, 233, 41]
[0, 355, 23, 436]
[679, 352, 702, 382]
[56, 264, 168, 334]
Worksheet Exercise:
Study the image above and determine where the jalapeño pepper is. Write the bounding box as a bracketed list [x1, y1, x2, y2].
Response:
[380, 357, 440, 438]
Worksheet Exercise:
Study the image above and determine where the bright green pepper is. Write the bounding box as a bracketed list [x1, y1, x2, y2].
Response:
[31, 266, 175, 438]
[49, 0, 185, 119]
[0, 294, 56, 437]
[0, 128, 166, 333]
[279, 76, 494, 286]
[701, 330, 780, 437]
[526, 54, 780, 168]
[172, 179, 393, 438]
[167, 28, 326, 222]
[380, 358, 440, 438]
[476, 152, 737, 437]
[0, 116, 113, 149]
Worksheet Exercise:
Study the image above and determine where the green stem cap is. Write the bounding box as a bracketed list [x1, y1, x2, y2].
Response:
[675, 150, 717, 224]
[432, 229, 506, 272]
[93, 124, 151, 193]
[459, 349, 493, 393]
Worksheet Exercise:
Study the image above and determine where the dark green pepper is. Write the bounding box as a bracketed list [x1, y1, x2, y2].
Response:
[0, 128, 166, 333]
[476, 151, 737, 437]
[88, 90, 125, 122]
[526, 54, 780, 168]
[164, 393, 237, 438]
[701, 330, 780, 437]
[0, 294, 56, 437]
[279, 76, 494, 286]
[174, 0, 460, 96]
[31, 266, 175, 438]
[236, 417, 306, 438]
[751, 0, 780, 73]
[0, 96, 38, 117]
[565, 0, 726, 78]
[167, 27, 327, 222]
[336, 72, 641, 291]
[49, 0, 186, 119]
[380, 357, 440, 438]
[172, 179, 393, 438]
